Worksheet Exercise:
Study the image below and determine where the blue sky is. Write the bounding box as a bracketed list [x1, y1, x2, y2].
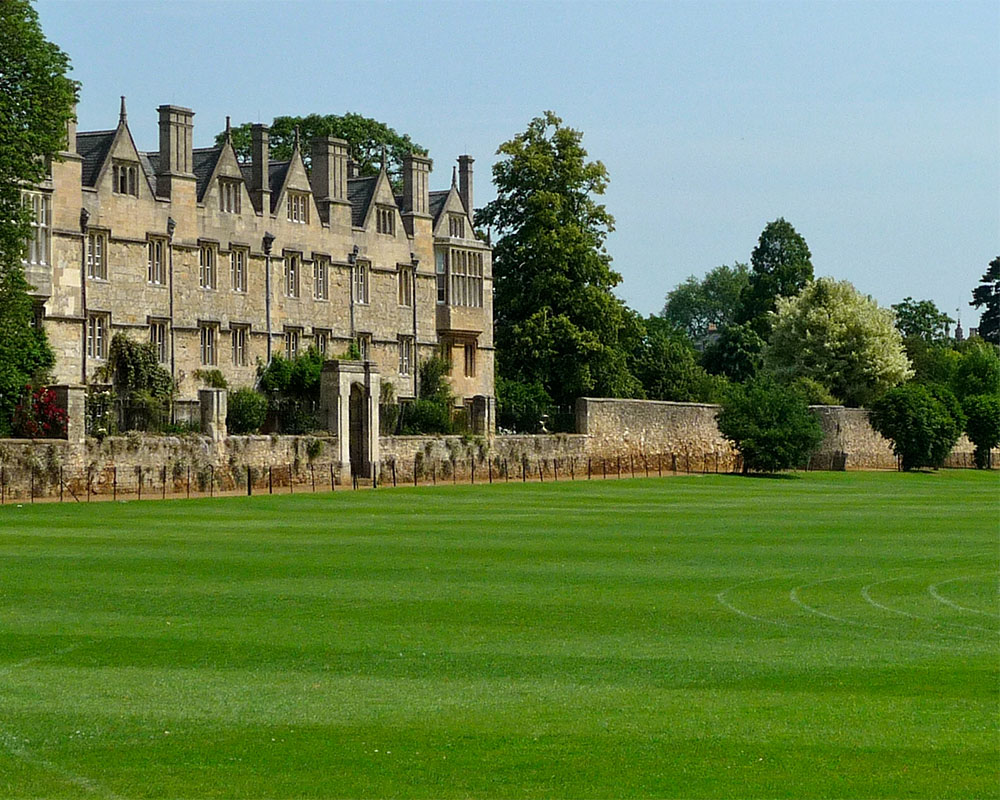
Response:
[38, 0, 999, 327]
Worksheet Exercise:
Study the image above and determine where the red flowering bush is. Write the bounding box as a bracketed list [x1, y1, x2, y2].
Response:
[11, 385, 68, 438]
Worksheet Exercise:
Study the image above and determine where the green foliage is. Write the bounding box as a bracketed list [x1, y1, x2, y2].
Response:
[788, 376, 839, 406]
[738, 218, 814, 335]
[226, 387, 268, 434]
[869, 383, 962, 471]
[701, 322, 764, 384]
[257, 347, 323, 401]
[970, 256, 999, 344]
[629, 315, 726, 402]
[662, 263, 750, 340]
[219, 113, 426, 190]
[951, 339, 1000, 400]
[341, 340, 362, 360]
[496, 376, 553, 433]
[765, 278, 911, 407]
[716, 376, 824, 474]
[477, 111, 642, 406]
[194, 369, 228, 389]
[97, 334, 173, 431]
[0, 269, 54, 435]
[891, 297, 954, 343]
[398, 357, 455, 435]
[962, 393, 1000, 469]
[904, 337, 962, 387]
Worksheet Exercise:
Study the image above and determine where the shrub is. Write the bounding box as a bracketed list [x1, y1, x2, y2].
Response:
[869, 383, 962, 471]
[226, 387, 268, 434]
[962, 394, 1000, 469]
[400, 397, 452, 435]
[11, 385, 67, 438]
[496, 376, 553, 433]
[716, 376, 824, 474]
[194, 369, 228, 389]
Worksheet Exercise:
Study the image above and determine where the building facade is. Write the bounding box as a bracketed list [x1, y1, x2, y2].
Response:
[24, 99, 493, 418]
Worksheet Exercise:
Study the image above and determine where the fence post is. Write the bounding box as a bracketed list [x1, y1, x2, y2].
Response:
[330, 463, 336, 492]
[289, 464, 293, 494]
[570, 458, 575, 480]
[470, 458, 474, 485]
[554, 459, 558, 481]
[452, 459, 457, 484]
[248, 465, 253, 496]
[269, 466, 273, 494]
[87, 467, 92, 501]
[30, 467, 34, 503]
[1, 464, 4, 504]
[414, 458, 418, 487]
[60, 467, 64, 502]
[522, 458, 526, 482]
[432, 464, 436, 485]
[187, 466, 191, 498]
[630, 454, 634, 478]
[311, 464, 316, 492]
[391, 460, 396, 487]
[112, 466, 117, 501]
[137, 466, 142, 501]
[617, 456, 622, 479]
[588, 458, 591, 480]
[504, 458, 509, 482]
[210, 465, 214, 497]
[538, 460, 544, 482]
[488, 458, 493, 484]
[658, 453, 662, 477]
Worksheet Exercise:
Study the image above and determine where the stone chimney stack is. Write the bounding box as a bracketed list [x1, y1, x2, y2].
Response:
[458, 154, 474, 223]
[402, 153, 432, 216]
[310, 135, 349, 223]
[64, 103, 77, 154]
[156, 104, 194, 197]
[250, 123, 270, 214]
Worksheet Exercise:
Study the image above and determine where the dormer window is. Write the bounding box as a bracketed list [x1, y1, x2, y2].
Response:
[448, 214, 465, 239]
[112, 161, 139, 196]
[219, 179, 241, 213]
[287, 191, 309, 223]
[376, 207, 395, 235]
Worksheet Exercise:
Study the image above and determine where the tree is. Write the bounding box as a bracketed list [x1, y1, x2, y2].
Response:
[962, 394, 1000, 469]
[891, 297, 954, 343]
[98, 333, 174, 431]
[629, 315, 726, 402]
[951, 339, 1000, 400]
[218, 113, 425, 189]
[662, 263, 749, 340]
[701, 322, 764, 384]
[765, 278, 911, 407]
[738, 218, 814, 335]
[716, 376, 824, 474]
[0, 1, 77, 434]
[869, 384, 962, 471]
[970, 257, 999, 344]
[400, 356, 453, 434]
[477, 112, 642, 407]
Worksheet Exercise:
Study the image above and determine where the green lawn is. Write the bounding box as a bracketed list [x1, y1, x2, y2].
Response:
[0, 471, 996, 799]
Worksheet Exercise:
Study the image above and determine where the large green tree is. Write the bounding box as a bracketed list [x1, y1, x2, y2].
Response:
[738, 218, 814, 335]
[869, 384, 962, 471]
[765, 278, 911, 407]
[218, 113, 425, 188]
[0, 0, 76, 434]
[891, 297, 954, 343]
[970, 257, 999, 344]
[477, 112, 641, 407]
[629, 315, 726, 402]
[662, 262, 749, 340]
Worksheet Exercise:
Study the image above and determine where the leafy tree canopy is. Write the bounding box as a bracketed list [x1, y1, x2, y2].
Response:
[962, 393, 1000, 469]
[701, 321, 764, 384]
[765, 278, 911, 407]
[891, 297, 954, 343]
[738, 218, 814, 335]
[951, 339, 1000, 400]
[970, 256, 999, 345]
[217, 113, 426, 188]
[869, 383, 962, 471]
[629, 315, 727, 403]
[716, 376, 824, 474]
[0, 0, 76, 433]
[661, 263, 750, 340]
[477, 111, 642, 406]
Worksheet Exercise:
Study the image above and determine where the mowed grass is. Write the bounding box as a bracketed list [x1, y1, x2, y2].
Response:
[0, 471, 996, 799]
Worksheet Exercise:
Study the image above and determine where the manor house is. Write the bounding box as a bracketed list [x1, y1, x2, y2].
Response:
[24, 99, 494, 420]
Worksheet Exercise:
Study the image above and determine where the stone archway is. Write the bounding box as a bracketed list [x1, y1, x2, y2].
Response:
[319, 359, 380, 479]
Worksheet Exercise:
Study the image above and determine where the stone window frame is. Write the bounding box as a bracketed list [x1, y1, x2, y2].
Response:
[230, 246, 248, 293]
[397, 265, 413, 307]
[22, 191, 51, 266]
[112, 161, 139, 196]
[283, 251, 301, 299]
[219, 178, 241, 214]
[357, 332, 372, 361]
[286, 191, 309, 224]
[86, 313, 109, 360]
[353, 259, 370, 305]
[464, 341, 477, 378]
[313, 328, 330, 356]
[284, 327, 301, 360]
[448, 214, 465, 239]
[398, 335, 414, 376]
[199, 323, 218, 366]
[87, 230, 109, 280]
[147, 236, 166, 285]
[199, 242, 218, 290]
[313, 256, 329, 301]
[231, 325, 249, 367]
[376, 206, 395, 235]
[149, 319, 168, 363]
[435, 249, 447, 305]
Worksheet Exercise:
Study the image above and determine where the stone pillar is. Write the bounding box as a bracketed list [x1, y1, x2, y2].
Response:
[320, 360, 381, 479]
[199, 388, 227, 440]
[470, 395, 496, 435]
[50, 384, 86, 444]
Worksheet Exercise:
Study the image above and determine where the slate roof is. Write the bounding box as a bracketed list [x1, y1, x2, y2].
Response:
[268, 161, 291, 212]
[138, 152, 158, 186]
[428, 190, 450, 225]
[192, 147, 222, 201]
[347, 176, 377, 227]
[76, 130, 116, 187]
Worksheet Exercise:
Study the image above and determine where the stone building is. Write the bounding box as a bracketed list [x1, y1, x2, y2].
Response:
[23, 98, 494, 422]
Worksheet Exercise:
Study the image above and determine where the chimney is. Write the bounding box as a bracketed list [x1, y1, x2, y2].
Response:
[458, 154, 474, 224]
[250, 123, 270, 213]
[156, 104, 195, 197]
[402, 153, 432, 216]
[310, 135, 349, 223]
[347, 158, 360, 179]
[64, 103, 77, 154]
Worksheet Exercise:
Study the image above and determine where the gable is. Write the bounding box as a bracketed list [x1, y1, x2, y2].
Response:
[200, 141, 250, 208]
[94, 122, 156, 197]
[431, 185, 473, 237]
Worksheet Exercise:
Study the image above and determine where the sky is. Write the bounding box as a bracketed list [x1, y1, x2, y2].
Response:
[37, 0, 999, 327]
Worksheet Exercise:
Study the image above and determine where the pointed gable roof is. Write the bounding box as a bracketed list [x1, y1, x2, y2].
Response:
[76, 130, 116, 187]
[192, 147, 223, 201]
[347, 176, 377, 227]
[429, 190, 450, 225]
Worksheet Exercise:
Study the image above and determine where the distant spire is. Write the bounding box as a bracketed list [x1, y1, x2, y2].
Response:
[119, 95, 127, 124]
[451, 165, 457, 186]
[225, 115, 232, 142]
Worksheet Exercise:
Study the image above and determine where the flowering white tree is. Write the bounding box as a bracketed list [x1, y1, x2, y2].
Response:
[765, 278, 912, 407]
